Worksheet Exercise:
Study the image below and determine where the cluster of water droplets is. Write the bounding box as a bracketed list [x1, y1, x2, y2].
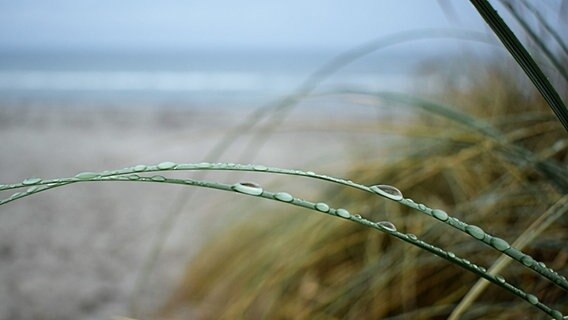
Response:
[1, 163, 374, 206]
[365, 184, 559, 288]
[3, 162, 568, 315]
[0, 175, 49, 205]
[398, 197, 568, 291]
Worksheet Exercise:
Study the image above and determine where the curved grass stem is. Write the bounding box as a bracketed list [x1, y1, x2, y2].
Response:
[0, 170, 563, 319]
[1, 162, 567, 294]
[449, 194, 568, 320]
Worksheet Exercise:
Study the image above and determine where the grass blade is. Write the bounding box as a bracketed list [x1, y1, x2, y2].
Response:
[499, 0, 568, 82]
[470, 0, 568, 132]
[449, 195, 568, 320]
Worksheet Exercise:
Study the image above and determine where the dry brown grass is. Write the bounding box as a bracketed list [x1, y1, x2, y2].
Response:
[160, 62, 568, 319]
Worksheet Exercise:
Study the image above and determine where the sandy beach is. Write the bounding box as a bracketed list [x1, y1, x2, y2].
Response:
[0, 101, 390, 319]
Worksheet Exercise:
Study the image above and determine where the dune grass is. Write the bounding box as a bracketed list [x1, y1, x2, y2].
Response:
[152, 60, 567, 319]
[1, 1, 567, 319]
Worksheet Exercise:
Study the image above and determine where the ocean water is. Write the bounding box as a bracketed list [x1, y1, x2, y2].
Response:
[0, 48, 424, 108]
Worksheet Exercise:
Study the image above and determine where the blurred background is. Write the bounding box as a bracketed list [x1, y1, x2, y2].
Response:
[0, 0, 492, 108]
[0, 1, 567, 319]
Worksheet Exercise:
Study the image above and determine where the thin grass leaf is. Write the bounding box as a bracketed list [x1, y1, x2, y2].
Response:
[469, 0, 568, 132]
[517, 0, 568, 58]
[449, 195, 568, 320]
[2, 162, 566, 292]
[0, 170, 561, 318]
[499, 0, 568, 82]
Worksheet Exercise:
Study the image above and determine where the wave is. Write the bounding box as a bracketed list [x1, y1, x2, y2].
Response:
[0, 70, 411, 93]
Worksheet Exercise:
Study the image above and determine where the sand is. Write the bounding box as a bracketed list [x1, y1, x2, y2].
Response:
[0, 101, 392, 319]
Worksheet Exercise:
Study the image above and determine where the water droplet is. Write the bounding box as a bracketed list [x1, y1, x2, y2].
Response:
[128, 175, 140, 180]
[526, 294, 538, 305]
[538, 261, 546, 268]
[448, 252, 456, 258]
[306, 171, 316, 176]
[133, 165, 147, 172]
[465, 225, 485, 240]
[449, 218, 467, 229]
[315, 202, 330, 212]
[479, 266, 487, 273]
[26, 186, 41, 193]
[369, 185, 403, 201]
[253, 165, 268, 171]
[377, 221, 397, 231]
[157, 161, 177, 170]
[352, 214, 362, 219]
[196, 162, 211, 168]
[231, 182, 263, 196]
[75, 172, 100, 180]
[550, 310, 563, 320]
[495, 275, 506, 283]
[227, 163, 236, 167]
[22, 177, 42, 185]
[521, 255, 534, 267]
[274, 192, 293, 202]
[151, 175, 166, 182]
[489, 237, 510, 251]
[462, 259, 472, 266]
[417, 204, 427, 211]
[432, 209, 449, 221]
[503, 247, 523, 260]
[336, 208, 351, 219]
[406, 233, 418, 240]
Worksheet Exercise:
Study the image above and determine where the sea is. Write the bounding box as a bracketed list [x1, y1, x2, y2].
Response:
[0, 47, 434, 110]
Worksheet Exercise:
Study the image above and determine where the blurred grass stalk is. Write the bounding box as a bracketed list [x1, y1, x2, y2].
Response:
[470, 0, 568, 131]
[159, 1, 568, 318]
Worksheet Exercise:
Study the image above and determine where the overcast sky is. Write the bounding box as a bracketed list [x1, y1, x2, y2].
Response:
[0, 1, 565, 51]
[0, 0, 493, 51]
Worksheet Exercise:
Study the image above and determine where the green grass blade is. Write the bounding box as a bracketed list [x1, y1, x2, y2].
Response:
[470, 0, 568, 132]
[0, 170, 563, 318]
[449, 194, 568, 320]
[2, 162, 567, 293]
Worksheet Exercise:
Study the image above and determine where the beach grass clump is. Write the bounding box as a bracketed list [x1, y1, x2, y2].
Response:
[159, 60, 568, 319]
